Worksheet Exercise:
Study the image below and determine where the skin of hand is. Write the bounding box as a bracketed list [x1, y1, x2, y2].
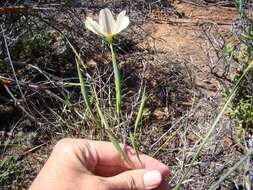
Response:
[28, 138, 170, 190]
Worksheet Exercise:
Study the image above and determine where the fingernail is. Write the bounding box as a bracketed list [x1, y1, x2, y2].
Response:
[143, 170, 162, 189]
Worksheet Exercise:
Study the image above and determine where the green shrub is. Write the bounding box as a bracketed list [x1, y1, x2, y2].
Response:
[223, 1, 253, 133]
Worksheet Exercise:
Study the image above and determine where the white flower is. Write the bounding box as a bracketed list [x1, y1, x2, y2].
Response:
[85, 8, 129, 41]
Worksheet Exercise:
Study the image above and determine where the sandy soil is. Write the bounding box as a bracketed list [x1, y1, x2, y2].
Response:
[143, 2, 238, 98]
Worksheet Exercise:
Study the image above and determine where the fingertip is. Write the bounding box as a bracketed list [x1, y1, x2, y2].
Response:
[138, 154, 170, 178]
[143, 170, 162, 189]
[159, 163, 170, 178]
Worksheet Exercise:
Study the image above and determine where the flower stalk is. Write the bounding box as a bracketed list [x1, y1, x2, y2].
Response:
[109, 42, 121, 115]
[85, 8, 129, 117]
[84, 8, 130, 161]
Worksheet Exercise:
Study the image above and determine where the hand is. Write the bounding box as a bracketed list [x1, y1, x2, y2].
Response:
[29, 138, 170, 190]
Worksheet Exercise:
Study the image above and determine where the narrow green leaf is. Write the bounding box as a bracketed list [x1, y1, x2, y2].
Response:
[134, 86, 146, 137]
[57, 31, 86, 71]
[107, 130, 128, 163]
[61, 82, 81, 87]
[75, 57, 93, 115]
[60, 33, 96, 119]
[92, 85, 109, 129]
[130, 132, 143, 166]
[92, 86, 128, 163]
[130, 86, 146, 167]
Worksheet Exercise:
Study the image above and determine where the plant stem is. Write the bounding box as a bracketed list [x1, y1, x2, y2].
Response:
[174, 62, 253, 190]
[109, 42, 121, 117]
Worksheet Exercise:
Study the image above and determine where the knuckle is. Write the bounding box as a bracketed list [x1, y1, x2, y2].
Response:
[88, 177, 109, 190]
[53, 138, 77, 157]
[53, 138, 90, 162]
[55, 138, 74, 149]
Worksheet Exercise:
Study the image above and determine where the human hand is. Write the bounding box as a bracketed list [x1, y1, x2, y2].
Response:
[29, 138, 170, 190]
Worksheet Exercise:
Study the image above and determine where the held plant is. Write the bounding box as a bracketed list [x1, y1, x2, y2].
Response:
[64, 7, 253, 189]
[59, 9, 130, 163]
[85, 8, 145, 165]
[72, 6, 253, 189]
[85, 8, 130, 115]
[82, 8, 133, 162]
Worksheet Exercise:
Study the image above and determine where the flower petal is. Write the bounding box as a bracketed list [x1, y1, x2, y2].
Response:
[113, 10, 129, 35]
[85, 17, 104, 36]
[99, 8, 115, 34]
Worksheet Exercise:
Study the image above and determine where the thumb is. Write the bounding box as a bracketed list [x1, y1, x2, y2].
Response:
[107, 169, 162, 190]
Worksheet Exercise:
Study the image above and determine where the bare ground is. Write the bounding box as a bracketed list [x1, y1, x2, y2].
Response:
[138, 3, 243, 189]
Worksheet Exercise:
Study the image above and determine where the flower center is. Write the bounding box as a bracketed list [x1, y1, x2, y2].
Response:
[106, 33, 113, 42]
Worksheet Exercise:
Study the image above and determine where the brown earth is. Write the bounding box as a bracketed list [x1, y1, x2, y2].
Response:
[143, 2, 238, 97]
[138, 2, 242, 189]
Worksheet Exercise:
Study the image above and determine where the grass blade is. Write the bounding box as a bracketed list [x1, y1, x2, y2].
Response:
[134, 86, 146, 137]
[92, 86, 128, 163]
[107, 130, 128, 163]
[62, 36, 99, 124]
[59, 33, 96, 119]
[75, 57, 94, 116]
[130, 86, 146, 166]
[209, 149, 253, 190]
[174, 62, 253, 190]
[130, 132, 143, 166]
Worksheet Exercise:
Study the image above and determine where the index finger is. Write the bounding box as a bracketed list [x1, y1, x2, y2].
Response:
[81, 140, 170, 177]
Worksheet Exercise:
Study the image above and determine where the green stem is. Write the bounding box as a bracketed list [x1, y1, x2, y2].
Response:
[174, 62, 253, 190]
[109, 42, 121, 116]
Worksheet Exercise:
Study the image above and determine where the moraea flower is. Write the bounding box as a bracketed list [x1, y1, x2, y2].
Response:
[85, 8, 129, 42]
